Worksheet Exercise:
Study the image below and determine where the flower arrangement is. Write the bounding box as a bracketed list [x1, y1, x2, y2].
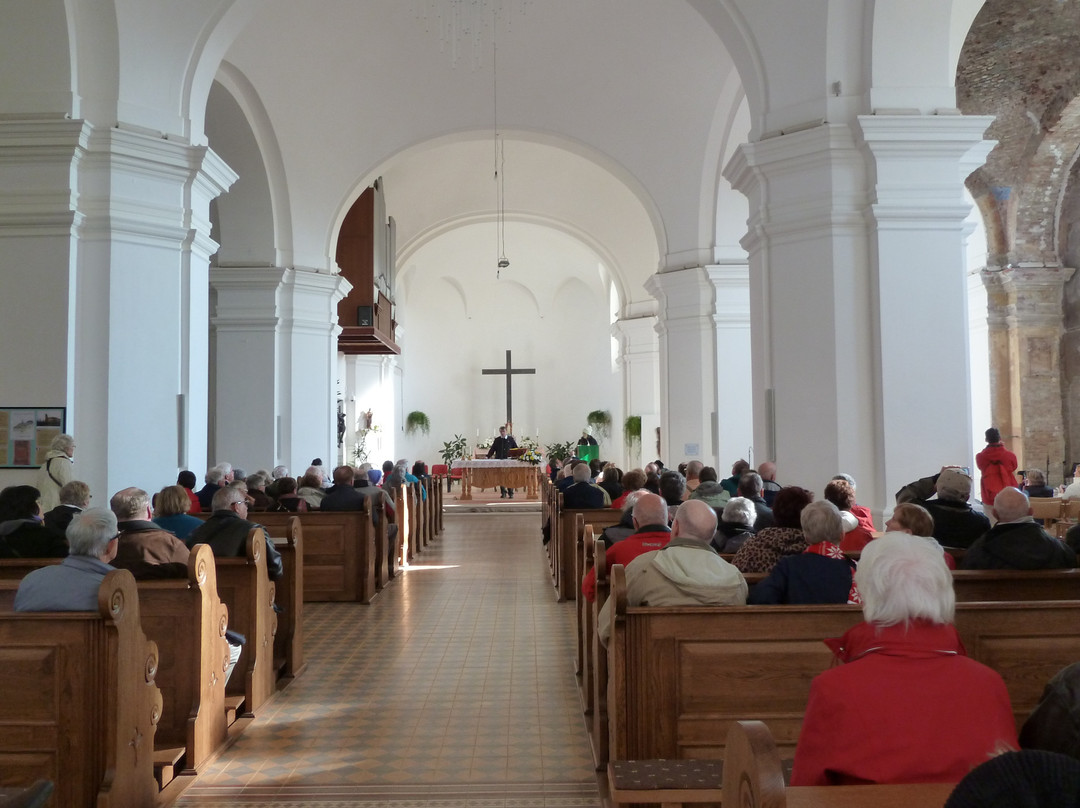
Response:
[520, 448, 542, 465]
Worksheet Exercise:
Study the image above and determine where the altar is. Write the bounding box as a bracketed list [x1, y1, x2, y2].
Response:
[453, 459, 540, 500]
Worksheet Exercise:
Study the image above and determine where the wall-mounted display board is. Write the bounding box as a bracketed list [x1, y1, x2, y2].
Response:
[0, 408, 66, 468]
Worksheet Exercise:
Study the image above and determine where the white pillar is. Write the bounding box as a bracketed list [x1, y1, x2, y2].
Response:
[209, 267, 287, 470]
[646, 265, 749, 469]
[278, 269, 351, 474]
[613, 315, 659, 468]
[725, 117, 994, 518]
[859, 115, 995, 508]
[0, 120, 235, 497]
[712, 263, 754, 468]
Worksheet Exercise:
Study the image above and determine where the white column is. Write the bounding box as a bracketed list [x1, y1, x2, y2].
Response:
[859, 115, 995, 507]
[278, 269, 351, 474]
[613, 315, 659, 468]
[712, 263, 754, 468]
[646, 265, 749, 469]
[209, 267, 287, 470]
[0, 121, 235, 497]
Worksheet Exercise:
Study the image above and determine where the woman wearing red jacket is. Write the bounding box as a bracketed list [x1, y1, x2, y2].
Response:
[791, 533, 1017, 786]
[976, 427, 1018, 506]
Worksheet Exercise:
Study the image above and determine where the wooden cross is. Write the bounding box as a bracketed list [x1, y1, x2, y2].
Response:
[481, 349, 535, 428]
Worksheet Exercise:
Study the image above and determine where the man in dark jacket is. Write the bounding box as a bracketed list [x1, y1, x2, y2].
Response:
[920, 467, 990, 550]
[562, 462, 607, 508]
[110, 486, 189, 579]
[320, 465, 368, 511]
[486, 424, 518, 498]
[737, 472, 775, 531]
[187, 486, 284, 580]
[962, 487, 1075, 570]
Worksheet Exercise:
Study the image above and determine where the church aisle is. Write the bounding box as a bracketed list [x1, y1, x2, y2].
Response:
[174, 512, 600, 808]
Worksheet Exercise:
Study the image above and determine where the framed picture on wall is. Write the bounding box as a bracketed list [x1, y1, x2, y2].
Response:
[0, 408, 66, 468]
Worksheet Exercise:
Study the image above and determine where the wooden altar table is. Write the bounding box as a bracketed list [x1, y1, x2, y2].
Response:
[455, 459, 540, 500]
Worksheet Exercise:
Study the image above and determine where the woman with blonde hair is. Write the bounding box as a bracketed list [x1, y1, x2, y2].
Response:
[152, 485, 204, 541]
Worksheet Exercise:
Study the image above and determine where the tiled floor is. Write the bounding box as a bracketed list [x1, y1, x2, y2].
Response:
[174, 509, 600, 807]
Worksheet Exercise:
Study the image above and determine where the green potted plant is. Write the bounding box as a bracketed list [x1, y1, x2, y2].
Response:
[624, 414, 641, 449]
[439, 434, 469, 467]
[405, 410, 430, 436]
[586, 409, 612, 440]
[546, 440, 574, 463]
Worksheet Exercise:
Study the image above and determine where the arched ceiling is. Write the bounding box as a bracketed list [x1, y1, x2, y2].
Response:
[217, 0, 742, 287]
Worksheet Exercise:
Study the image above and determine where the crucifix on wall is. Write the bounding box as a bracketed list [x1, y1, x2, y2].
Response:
[481, 349, 535, 429]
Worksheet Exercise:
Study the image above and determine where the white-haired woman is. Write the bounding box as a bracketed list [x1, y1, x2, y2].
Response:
[791, 533, 1017, 787]
[35, 433, 75, 512]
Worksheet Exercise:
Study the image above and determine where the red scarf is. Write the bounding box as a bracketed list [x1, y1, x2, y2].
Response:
[804, 542, 861, 604]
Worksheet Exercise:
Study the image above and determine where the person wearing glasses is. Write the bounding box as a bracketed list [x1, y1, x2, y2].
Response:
[14, 508, 119, 611]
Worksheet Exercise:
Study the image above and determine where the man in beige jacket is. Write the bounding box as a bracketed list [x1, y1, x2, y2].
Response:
[598, 499, 748, 645]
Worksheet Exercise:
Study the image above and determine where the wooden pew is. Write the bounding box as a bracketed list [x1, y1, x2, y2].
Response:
[250, 509, 373, 605]
[552, 500, 623, 601]
[271, 518, 306, 679]
[134, 545, 230, 779]
[207, 529, 277, 717]
[576, 526, 596, 682]
[589, 535, 611, 770]
[721, 720, 954, 808]
[0, 570, 162, 808]
[951, 568, 1080, 601]
[605, 566, 1080, 765]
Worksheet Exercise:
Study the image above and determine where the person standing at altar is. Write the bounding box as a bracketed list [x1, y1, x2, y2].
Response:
[487, 424, 518, 498]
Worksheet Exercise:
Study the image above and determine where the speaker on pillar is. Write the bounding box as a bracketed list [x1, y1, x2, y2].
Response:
[357, 305, 373, 326]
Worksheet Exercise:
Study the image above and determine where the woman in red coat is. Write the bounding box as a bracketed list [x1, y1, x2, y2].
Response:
[791, 533, 1018, 786]
[976, 427, 1018, 506]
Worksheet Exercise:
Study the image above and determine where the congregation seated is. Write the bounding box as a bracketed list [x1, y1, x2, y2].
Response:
[15, 508, 117, 610]
[43, 479, 90, 536]
[264, 464, 291, 498]
[562, 462, 608, 509]
[110, 486, 190, 579]
[1019, 661, 1080, 760]
[791, 532, 1018, 786]
[759, 460, 782, 506]
[581, 492, 671, 602]
[244, 472, 275, 511]
[720, 458, 750, 496]
[731, 486, 814, 574]
[0, 484, 66, 558]
[187, 486, 284, 580]
[598, 464, 623, 503]
[597, 499, 747, 645]
[919, 467, 990, 549]
[151, 484, 205, 541]
[1023, 467, 1055, 499]
[710, 496, 756, 554]
[737, 471, 774, 530]
[748, 500, 857, 605]
[297, 470, 326, 510]
[682, 460, 703, 498]
[824, 478, 874, 553]
[177, 469, 201, 513]
[658, 470, 685, 511]
[196, 463, 231, 512]
[611, 468, 645, 510]
[321, 465, 367, 511]
[886, 502, 955, 569]
[961, 487, 1076, 570]
[598, 491, 641, 547]
[832, 472, 876, 533]
[642, 470, 661, 495]
[945, 749, 1080, 808]
[688, 465, 730, 510]
[270, 477, 307, 512]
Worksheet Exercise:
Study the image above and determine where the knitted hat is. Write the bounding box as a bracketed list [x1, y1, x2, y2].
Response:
[944, 750, 1080, 808]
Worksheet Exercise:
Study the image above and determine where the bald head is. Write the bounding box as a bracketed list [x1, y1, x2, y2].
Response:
[758, 461, 776, 481]
[672, 499, 718, 543]
[685, 461, 703, 481]
[631, 492, 669, 528]
[992, 487, 1030, 524]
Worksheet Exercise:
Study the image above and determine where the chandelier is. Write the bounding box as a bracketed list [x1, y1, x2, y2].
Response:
[414, 0, 532, 69]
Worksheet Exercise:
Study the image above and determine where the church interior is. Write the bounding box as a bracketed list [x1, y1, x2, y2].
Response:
[4, 0, 1080, 805]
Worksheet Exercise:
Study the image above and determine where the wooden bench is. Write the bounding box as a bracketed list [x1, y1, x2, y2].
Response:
[251, 510, 374, 604]
[206, 529, 277, 717]
[0, 570, 162, 808]
[129, 545, 230, 780]
[271, 518, 306, 678]
[721, 720, 954, 808]
[606, 566, 1080, 764]
[551, 500, 622, 601]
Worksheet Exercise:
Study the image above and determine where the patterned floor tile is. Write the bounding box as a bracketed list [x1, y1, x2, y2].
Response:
[172, 511, 600, 807]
